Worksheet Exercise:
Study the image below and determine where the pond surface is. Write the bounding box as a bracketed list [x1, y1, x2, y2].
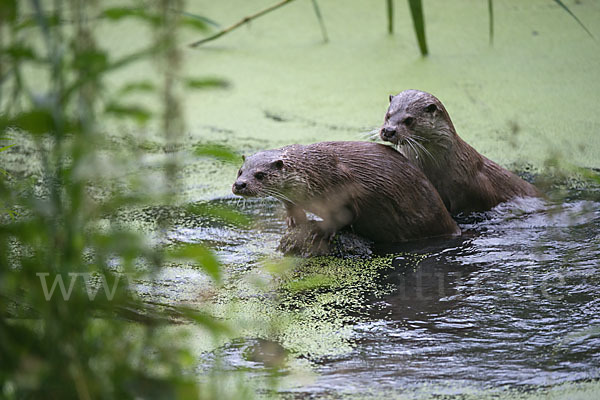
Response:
[99, 0, 600, 200]
[300, 196, 600, 397]
[148, 186, 600, 399]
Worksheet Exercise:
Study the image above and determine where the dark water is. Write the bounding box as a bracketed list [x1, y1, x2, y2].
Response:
[313, 197, 600, 395]
[169, 190, 600, 398]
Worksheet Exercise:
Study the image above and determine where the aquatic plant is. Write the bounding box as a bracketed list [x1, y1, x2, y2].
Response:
[0, 0, 248, 398]
[188, 0, 594, 56]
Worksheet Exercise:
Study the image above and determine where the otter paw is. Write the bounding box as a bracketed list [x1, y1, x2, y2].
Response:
[286, 216, 297, 228]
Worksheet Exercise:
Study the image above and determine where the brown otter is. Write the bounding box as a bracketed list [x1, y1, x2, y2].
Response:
[380, 90, 539, 214]
[232, 141, 460, 244]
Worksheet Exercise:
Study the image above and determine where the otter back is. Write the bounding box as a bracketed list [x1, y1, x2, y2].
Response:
[233, 141, 460, 243]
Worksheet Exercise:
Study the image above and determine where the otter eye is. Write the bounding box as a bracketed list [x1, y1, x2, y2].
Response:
[425, 104, 437, 113]
[237, 169, 243, 177]
[254, 172, 266, 180]
[403, 117, 414, 126]
[272, 160, 284, 169]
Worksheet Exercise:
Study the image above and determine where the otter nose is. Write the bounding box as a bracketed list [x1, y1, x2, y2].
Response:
[381, 127, 396, 140]
[233, 181, 246, 193]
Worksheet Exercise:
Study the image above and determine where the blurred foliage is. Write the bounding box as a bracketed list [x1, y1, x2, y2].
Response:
[0, 0, 249, 398]
[194, 143, 241, 164]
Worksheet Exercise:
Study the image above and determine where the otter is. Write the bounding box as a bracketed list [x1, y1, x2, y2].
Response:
[232, 141, 460, 244]
[380, 90, 539, 214]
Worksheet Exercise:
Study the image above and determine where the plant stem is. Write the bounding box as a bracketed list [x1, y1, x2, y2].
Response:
[189, 0, 297, 47]
[488, 0, 494, 45]
[552, 0, 595, 40]
[387, 0, 393, 34]
[310, 0, 328, 43]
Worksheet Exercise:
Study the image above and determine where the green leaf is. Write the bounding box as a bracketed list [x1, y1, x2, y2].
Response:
[179, 16, 210, 32]
[177, 306, 231, 334]
[0, 0, 17, 22]
[4, 109, 54, 134]
[0, 144, 16, 153]
[407, 0, 428, 56]
[194, 143, 240, 164]
[15, 14, 61, 31]
[1, 44, 40, 62]
[70, 48, 109, 76]
[105, 103, 152, 124]
[108, 45, 162, 71]
[187, 202, 251, 228]
[101, 7, 160, 26]
[103, 7, 218, 32]
[62, 46, 160, 104]
[184, 77, 229, 90]
[167, 244, 221, 282]
[552, 0, 595, 40]
[118, 81, 156, 95]
[178, 11, 220, 29]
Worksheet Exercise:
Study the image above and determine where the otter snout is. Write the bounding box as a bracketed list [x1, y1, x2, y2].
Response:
[380, 126, 398, 142]
[232, 180, 248, 195]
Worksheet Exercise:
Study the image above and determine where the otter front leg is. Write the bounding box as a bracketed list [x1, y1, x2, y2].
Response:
[284, 202, 307, 228]
[316, 205, 356, 243]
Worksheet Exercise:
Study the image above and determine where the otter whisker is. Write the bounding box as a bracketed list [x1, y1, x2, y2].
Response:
[405, 138, 421, 165]
[411, 134, 430, 144]
[263, 188, 296, 205]
[360, 127, 381, 142]
[394, 143, 409, 159]
[410, 137, 437, 166]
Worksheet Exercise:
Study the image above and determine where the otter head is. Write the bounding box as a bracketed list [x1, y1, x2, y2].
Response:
[232, 149, 286, 198]
[380, 90, 454, 146]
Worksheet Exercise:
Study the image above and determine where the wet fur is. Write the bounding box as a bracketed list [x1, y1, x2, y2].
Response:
[381, 90, 540, 214]
[234, 141, 460, 243]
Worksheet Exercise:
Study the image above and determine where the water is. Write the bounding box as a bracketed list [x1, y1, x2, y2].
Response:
[306, 196, 600, 395]
[160, 188, 600, 398]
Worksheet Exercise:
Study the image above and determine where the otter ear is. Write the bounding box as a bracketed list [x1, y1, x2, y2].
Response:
[425, 103, 437, 113]
[272, 160, 284, 170]
[389, 94, 394, 103]
[242, 154, 246, 161]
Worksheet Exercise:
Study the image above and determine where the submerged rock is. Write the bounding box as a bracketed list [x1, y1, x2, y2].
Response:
[277, 221, 373, 258]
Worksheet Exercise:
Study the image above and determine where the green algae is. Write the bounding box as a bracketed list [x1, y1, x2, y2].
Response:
[283, 273, 335, 292]
[6, 0, 600, 200]
[195, 253, 424, 361]
[65, 0, 597, 201]
[5, 1, 600, 201]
